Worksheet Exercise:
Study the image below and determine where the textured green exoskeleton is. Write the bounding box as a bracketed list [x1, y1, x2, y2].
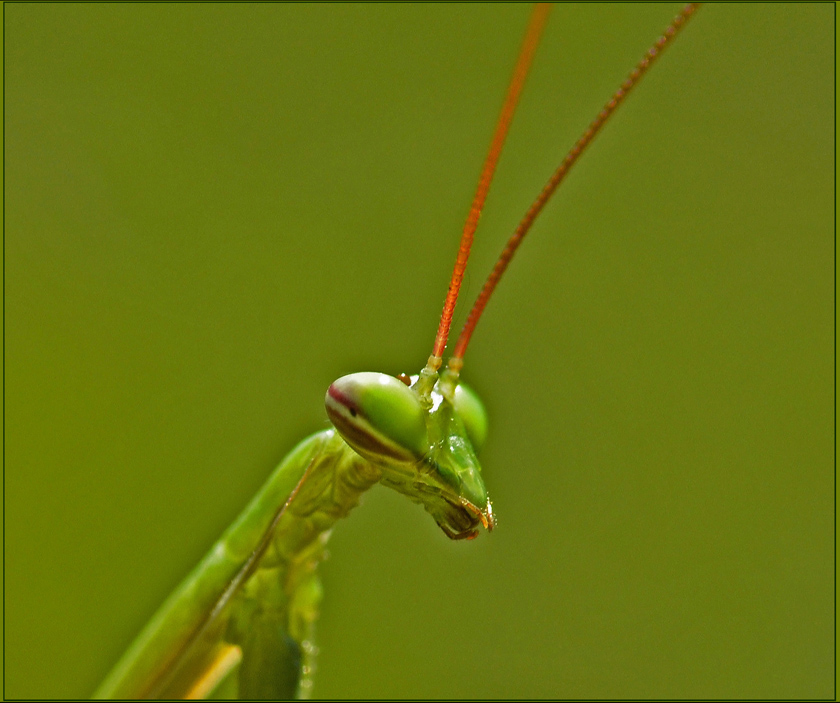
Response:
[93, 370, 492, 699]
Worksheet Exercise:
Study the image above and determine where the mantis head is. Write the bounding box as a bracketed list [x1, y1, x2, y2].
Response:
[325, 371, 494, 540]
[324, 3, 702, 540]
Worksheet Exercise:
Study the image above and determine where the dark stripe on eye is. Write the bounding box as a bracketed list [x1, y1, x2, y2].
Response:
[326, 402, 413, 463]
[327, 384, 358, 416]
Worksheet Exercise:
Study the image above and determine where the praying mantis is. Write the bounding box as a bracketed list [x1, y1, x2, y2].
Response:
[7, 3, 833, 700]
[88, 4, 702, 698]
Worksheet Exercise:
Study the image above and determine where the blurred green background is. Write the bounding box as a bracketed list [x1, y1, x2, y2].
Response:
[5, 3, 833, 699]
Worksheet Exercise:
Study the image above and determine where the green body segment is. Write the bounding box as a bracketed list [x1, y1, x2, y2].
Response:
[94, 429, 380, 699]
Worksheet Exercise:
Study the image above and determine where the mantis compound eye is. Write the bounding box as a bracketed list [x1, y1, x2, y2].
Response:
[453, 382, 489, 453]
[326, 372, 429, 463]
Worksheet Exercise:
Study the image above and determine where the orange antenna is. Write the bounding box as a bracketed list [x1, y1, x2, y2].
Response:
[425, 3, 552, 376]
[448, 2, 701, 371]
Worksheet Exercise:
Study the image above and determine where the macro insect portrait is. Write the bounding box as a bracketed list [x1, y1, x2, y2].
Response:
[5, 3, 833, 699]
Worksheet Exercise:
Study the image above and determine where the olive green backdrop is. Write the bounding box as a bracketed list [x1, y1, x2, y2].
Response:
[5, 3, 834, 699]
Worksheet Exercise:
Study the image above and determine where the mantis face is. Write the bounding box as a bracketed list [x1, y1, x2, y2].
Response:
[325, 372, 494, 540]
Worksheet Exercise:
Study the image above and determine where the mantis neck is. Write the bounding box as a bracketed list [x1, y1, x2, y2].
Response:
[147, 430, 382, 700]
[228, 429, 382, 697]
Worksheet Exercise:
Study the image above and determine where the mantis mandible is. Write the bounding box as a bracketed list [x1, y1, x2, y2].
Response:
[94, 4, 700, 698]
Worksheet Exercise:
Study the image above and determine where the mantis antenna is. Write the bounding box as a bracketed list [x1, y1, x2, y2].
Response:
[415, 3, 552, 398]
[446, 2, 702, 380]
